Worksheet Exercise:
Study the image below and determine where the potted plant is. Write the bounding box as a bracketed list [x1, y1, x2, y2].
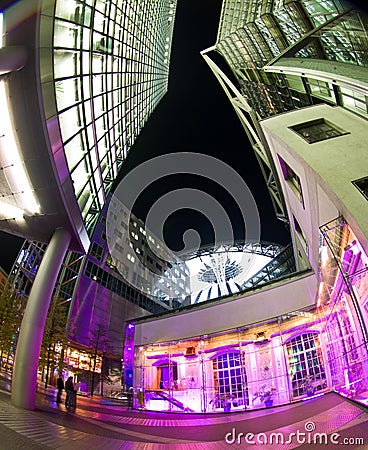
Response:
[301, 376, 316, 397]
[221, 392, 234, 412]
[254, 385, 277, 407]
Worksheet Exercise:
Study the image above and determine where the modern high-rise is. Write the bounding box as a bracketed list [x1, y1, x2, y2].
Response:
[126, 0, 368, 413]
[1, 0, 367, 416]
[0, 0, 178, 409]
[201, 0, 368, 291]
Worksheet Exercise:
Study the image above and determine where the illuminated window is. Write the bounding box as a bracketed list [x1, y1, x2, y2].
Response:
[286, 333, 327, 398]
[212, 352, 248, 409]
[49, 0, 177, 232]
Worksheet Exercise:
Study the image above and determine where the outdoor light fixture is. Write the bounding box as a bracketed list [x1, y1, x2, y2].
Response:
[0, 201, 24, 220]
[0, 81, 40, 219]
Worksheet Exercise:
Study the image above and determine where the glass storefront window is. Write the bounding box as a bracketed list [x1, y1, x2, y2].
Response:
[124, 217, 368, 413]
[212, 352, 248, 410]
[286, 333, 327, 398]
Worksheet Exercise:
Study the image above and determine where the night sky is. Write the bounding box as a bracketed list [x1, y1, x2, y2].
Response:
[111, 0, 291, 253]
[0, 0, 292, 273]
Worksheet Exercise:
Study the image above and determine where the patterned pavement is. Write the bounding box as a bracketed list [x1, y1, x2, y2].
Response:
[0, 381, 366, 449]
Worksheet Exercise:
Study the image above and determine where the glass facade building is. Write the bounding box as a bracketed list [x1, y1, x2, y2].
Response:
[42, 0, 177, 233]
[127, 1, 368, 413]
[202, 0, 368, 231]
[0, 0, 178, 408]
[1, 0, 368, 413]
[130, 219, 368, 413]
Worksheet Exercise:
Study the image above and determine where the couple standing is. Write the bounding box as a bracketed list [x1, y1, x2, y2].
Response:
[57, 376, 80, 407]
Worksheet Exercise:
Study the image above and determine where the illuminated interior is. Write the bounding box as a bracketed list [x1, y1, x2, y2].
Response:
[126, 218, 368, 412]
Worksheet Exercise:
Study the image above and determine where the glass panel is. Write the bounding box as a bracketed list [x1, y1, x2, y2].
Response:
[55, 78, 78, 110]
[71, 160, 89, 196]
[64, 136, 84, 171]
[289, 118, 348, 144]
[54, 49, 77, 78]
[52, 0, 176, 230]
[58, 106, 81, 142]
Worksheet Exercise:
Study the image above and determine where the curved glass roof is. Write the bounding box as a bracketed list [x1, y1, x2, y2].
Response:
[184, 242, 292, 304]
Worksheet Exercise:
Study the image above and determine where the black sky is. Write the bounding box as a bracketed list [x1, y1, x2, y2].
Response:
[114, 0, 291, 252]
[0, 0, 291, 273]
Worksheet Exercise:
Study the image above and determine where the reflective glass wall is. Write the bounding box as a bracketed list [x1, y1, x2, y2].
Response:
[41, 0, 177, 232]
[131, 310, 330, 413]
[320, 217, 368, 404]
[127, 218, 368, 413]
[216, 1, 368, 119]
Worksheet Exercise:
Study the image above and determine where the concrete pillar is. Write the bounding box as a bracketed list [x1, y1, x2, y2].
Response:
[11, 228, 71, 410]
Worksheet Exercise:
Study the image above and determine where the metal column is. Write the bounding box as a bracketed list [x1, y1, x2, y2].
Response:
[11, 228, 71, 410]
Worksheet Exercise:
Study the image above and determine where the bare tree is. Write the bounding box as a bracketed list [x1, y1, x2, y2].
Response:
[39, 297, 68, 388]
[87, 324, 111, 397]
[0, 283, 26, 372]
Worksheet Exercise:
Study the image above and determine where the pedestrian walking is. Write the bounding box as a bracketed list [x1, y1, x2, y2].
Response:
[127, 387, 133, 410]
[56, 375, 64, 404]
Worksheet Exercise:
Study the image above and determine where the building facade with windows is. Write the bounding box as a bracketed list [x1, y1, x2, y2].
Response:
[202, 0, 368, 272]
[0, 0, 178, 409]
[1, 0, 367, 414]
[66, 194, 191, 362]
[127, 0, 368, 413]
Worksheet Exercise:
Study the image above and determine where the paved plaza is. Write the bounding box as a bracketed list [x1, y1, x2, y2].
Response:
[0, 373, 367, 449]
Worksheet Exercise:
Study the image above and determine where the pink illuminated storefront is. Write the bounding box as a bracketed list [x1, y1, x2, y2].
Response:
[125, 218, 368, 413]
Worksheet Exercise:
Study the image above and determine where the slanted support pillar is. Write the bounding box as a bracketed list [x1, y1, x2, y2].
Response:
[11, 228, 71, 410]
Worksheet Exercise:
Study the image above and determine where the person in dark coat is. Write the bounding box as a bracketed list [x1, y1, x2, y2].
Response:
[65, 376, 75, 407]
[127, 387, 133, 410]
[56, 375, 64, 404]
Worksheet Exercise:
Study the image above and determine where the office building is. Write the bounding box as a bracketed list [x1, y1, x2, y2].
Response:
[126, 0, 368, 413]
[1, 0, 367, 415]
[0, 0, 178, 408]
